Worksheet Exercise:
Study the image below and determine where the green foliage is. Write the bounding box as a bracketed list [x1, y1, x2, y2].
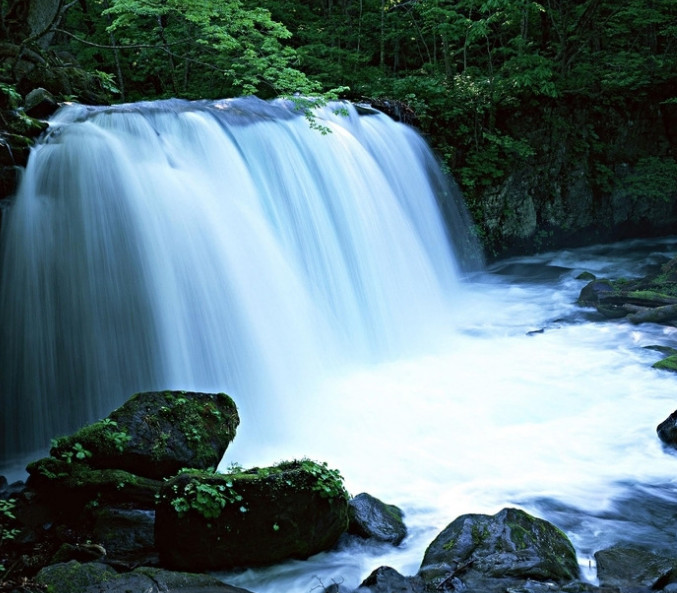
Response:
[298, 459, 349, 503]
[0, 82, 21, 109]
[166, 472, 246, 519]
[51, 440, 93, 463]
[623, 157, 677, 204]
[0, 498, 20, 574]
[51, 418, 131, 461]
[56, 0, 326, 102]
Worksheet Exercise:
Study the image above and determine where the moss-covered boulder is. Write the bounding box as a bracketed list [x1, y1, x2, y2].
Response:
[50, 390, 239, 480]
[155, 460, 350, 570]
[348, 492, 407, 545]
[418, 508, 579, 592]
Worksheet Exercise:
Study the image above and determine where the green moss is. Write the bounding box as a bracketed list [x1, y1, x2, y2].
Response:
[471, 522, 490, 546]
[35, 561, 117, 593]
[160, 458, 349, 522]
[51, 418, 131, 460]
[626, 289, 677, 302]
[507, 522, 531, 550]
[150, 391, 237, 467]
[653, 355, 677, 372]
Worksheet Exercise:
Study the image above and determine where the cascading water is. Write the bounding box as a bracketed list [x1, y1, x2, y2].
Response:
[3, 97, 677, 593]
[0, 97, 480, 464]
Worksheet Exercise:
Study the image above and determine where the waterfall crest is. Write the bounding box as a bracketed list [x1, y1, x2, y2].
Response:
[0, 97, 481, 462]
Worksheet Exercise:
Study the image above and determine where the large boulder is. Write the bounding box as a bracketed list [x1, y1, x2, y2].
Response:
[348, 493, 407, 545]
[419, 507, 579, 592]
[49, 390, 239, 480]
[155, 460, 350, 570]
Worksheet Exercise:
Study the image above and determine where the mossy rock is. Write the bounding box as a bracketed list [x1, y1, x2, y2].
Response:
[26, 457, 161, 513]
[155, 459, 350, 570]
[419, 508, 578, 589]
[653, 354, 677, 373]
[35, 560, 254, 593]
[35, 561, 118, 593]
[577, 257, 677, 325]
[348, 492, 407, 545]
[50, 391, 239, 480]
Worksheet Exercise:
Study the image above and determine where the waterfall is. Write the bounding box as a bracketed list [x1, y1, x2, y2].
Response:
[0, 97, 481, 463]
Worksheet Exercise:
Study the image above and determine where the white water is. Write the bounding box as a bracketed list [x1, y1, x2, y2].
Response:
[1, 98, 677, 593]
[0, 97, 476, 461]
[218, 237, 677, 592]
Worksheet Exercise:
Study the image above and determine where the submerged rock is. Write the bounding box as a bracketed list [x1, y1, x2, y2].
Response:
[418, 507, 579, 592]
[348, 492, 407, 545]
[49, 390, 239, 480]
[155, 460, 350, 570]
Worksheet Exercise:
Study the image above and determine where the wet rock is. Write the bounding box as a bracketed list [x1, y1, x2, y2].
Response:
[35, 561, 117, 592]
[35, 560, 254, 593]
[24, 87, 58, 119]
[419, 507, 579, 592]
[595, 544, 677, 592]
[26, 458, 162, 514]
[0, 475, 25, 498]
[577, 257, 677, 325]
[348, 493, 407, 545]
[49, 390, 239, 480]
[155, 460, 350, 571]
[355, 566, 426, 592]
[51, 542, 106, 564]
[92, 507, 157, 567]
[657, 410, 677, 447]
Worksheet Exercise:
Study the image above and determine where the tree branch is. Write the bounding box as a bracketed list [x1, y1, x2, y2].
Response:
[53, 27, 192, 50]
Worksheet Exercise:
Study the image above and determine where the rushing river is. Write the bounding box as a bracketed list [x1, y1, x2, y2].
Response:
[0, 98, 675, 592]
[219, 236, 677, 592]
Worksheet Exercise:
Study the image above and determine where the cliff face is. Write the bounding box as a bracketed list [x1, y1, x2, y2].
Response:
[477, 87, 677, 259]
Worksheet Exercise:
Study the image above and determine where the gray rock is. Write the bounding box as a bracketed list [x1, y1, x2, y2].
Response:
[92, 507, 157, 567]
[355, 566, 426, 592]
[595, 544, 677, 592]
[35, 560, 255, 592]
[348, 493, 407, 545]
[419, 507, 579, 591]
[657, 410, 677, 447]
[23, 87, 58, 118]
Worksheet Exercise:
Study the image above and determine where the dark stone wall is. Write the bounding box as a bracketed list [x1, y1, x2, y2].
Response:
[477, 86, 677, 260]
